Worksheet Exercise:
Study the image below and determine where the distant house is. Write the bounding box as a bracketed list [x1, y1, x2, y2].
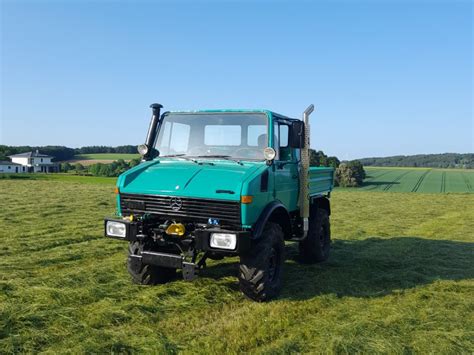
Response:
[0, 161, 27, 173]
[8, 150, 59, 173]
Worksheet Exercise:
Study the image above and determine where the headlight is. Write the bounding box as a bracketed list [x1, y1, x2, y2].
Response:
[106, 221, 126, 238]
[137, 144, 149, 156]
[210, 233, 237, 250]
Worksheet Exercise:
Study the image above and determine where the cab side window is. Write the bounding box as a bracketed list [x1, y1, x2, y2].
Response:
[278, 123, 292, 161]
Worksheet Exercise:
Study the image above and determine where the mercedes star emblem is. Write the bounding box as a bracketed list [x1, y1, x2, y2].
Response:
[170, 197, 183, 211]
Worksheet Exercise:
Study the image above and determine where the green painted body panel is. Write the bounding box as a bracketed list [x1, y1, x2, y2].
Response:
[118, 159, 262, 200]
[308, 167, 335, 196]
[116, 109, 334, 227]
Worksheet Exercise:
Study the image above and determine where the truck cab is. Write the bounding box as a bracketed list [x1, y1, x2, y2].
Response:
[105, 104, 334, 301]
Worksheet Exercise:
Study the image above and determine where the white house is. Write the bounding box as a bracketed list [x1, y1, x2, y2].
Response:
[0, 161, 27, 173]
[8, 150, 59, 173]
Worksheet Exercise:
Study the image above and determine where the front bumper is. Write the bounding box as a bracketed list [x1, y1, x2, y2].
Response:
[128, 250, 198, 280]
[103, 217, 251, 254]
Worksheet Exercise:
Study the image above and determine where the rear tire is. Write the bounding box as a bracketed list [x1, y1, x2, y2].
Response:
[238, 222, 285, 302]
[127, 241, 176, 285]
[299, 208, 331, 263]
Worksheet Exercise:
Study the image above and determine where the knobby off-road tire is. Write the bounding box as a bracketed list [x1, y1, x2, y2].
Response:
[127, 241, 176, 285]
[299, 208, 331, 263]
[238, 222, 285, 302]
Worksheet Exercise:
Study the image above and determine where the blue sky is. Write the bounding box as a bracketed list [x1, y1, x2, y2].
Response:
[1, 0, 472, 160]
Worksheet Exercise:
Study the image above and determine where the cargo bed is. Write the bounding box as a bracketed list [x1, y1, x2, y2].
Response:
[308, 167, 334, 197]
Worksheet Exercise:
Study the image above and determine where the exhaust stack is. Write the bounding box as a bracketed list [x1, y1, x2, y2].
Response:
[140, 103, 163, 160]
[145, 103, 163, 148]
[300, 104, 314, 237]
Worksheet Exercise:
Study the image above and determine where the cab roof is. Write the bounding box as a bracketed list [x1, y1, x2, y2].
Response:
[167, 109, 297, 121]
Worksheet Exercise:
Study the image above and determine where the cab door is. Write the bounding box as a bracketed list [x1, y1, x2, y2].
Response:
[273, 121, 299, 212]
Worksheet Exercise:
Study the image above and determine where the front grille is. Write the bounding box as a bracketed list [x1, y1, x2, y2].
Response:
[120, 193, 241, 226]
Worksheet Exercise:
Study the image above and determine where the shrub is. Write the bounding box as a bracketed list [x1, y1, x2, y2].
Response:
[60, 162, 73, 172]
[335, 160, 366, 187]
[74, 163, 85, 173]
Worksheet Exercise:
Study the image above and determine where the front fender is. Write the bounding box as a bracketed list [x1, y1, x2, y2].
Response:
[252, 201, 291, 240]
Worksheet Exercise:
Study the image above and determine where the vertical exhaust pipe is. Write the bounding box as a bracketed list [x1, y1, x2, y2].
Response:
[145, 103, 163, 148]
[300, 104, 314, 238]
[139, 103, 163, 160]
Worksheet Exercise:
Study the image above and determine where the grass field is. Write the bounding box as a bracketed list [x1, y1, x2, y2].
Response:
[362, 167, 474, 193]
[0, 173, 116, 185]
[1, 176, 473, 353]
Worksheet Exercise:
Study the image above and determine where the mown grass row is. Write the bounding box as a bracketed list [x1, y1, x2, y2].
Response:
[0, 178, 473, 353]
[363, 167, 474, 193]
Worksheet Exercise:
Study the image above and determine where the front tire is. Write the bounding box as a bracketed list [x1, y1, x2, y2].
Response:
[127, 241, 176, 285]
[238, 222, 285, 302]
[299, 208, 331, 263]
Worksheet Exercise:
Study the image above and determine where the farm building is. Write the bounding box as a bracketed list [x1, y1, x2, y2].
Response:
[0, 161, 27, 173]
[8, 150, 59, 173]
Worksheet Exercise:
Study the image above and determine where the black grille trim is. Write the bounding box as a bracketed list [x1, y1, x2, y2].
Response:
[120, 193, 241, 226]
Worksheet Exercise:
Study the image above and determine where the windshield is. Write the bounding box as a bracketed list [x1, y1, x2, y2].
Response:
[155, 112, 269, 160]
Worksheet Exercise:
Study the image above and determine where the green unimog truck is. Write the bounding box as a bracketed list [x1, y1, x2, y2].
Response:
[105, 103, 334, 301]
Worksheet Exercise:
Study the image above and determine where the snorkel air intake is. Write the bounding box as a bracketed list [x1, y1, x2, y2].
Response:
[138, 103, 163, 161]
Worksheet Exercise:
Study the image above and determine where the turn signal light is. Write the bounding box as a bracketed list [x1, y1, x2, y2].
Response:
[114, 187, 120, 195]
[165, 223, 186, 236]
[241, 195, 253, 204]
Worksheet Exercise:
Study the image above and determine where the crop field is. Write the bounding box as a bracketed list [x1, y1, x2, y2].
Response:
[362, 167, 474, 193]
[1, 176, 473, 353]
[73, 153, 140, 160]
[67, 153, 140, 165]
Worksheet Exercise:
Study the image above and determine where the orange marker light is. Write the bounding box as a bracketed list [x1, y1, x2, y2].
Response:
[241, 195, 253, 204]
[114, 187, 120, 195]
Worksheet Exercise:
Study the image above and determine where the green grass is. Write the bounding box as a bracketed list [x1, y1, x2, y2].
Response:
[0, 179, 473, 353]
[0, 173, 116, 185]
[73, 153, 140, 161]
[362, 167, 474, 193]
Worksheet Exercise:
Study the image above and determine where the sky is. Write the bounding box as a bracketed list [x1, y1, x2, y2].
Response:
[0, 0, 472, 160]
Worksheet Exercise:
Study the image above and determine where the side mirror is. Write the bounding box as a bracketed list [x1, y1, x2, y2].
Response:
[289, 121, 304, 148]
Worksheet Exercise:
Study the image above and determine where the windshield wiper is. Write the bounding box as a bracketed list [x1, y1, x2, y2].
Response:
[161, 154, 198, 164]
[195, 155, 243, 165]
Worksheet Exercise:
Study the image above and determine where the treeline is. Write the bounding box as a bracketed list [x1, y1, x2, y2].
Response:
[358, 153, 474, 169]
[3, 144, 367, 186]
[61, 159, 141, 177]
[74, 145, 137, 154]
[0, 145, 76, 161]
[0, 145, 137, 161]
[69, 149, 366, 187]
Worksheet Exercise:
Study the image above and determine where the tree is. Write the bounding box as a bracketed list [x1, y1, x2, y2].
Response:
[335, 160, 366, 187]
[88, 163, 102, 176]
[327, 156, 340, 169]
[309, 150, 340, 169]
[347, 160, 366, 181]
